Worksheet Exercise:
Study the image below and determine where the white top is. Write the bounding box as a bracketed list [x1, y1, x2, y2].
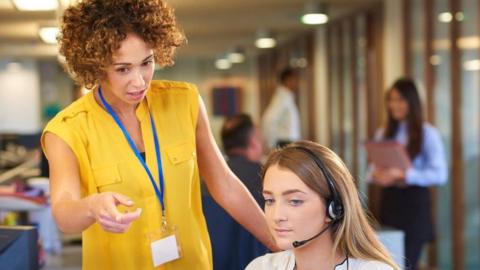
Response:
[246, 250, 394, 270]
[262, 85, 301, 148]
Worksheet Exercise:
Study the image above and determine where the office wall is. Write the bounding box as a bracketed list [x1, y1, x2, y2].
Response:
[155, 57, 260, 146]
[313, 0, 404, 144]
[38, 60, 75, 126]
[313, 27, 329, 145]
[383, 0, 405, 88]
[0, 60, 41, 134]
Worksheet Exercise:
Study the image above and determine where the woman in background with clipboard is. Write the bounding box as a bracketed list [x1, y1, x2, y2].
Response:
[368, 78, 447, 270]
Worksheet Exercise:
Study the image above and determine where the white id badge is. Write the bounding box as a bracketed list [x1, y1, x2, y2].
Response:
[148, 225, 182, 267]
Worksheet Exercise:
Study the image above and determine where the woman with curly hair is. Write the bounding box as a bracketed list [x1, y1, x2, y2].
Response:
[41, 0, 276, 269]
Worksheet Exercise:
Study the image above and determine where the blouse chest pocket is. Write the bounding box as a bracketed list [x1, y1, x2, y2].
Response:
[165, 142, 196, 165]
[92, 164, 123, 192]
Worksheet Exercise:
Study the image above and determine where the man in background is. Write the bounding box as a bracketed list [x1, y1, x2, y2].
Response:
[262, 67, 301, 148]
[221, 113, 264, 206]
[202, 113, 267, 270]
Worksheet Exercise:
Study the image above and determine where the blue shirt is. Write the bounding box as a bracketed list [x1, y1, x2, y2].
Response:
[374, 122, 448, 187]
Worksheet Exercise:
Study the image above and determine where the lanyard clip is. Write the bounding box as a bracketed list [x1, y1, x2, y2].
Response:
[162, 210, 167, 227]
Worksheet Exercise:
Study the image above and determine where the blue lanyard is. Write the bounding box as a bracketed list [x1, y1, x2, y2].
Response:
[98, 87, 166, 220]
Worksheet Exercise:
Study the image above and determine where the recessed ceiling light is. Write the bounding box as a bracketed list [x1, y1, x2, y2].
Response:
[215, 58, 231, 70]
[438, 12, 453, 23]
[39, 27, 59, 44]
[301, 3, 328, 25]
[12, 0, 58, 11]
[228, 52, 245, 63]
[255, 30, 276, 49]
[255, 38, 276, 49]
[228, 47, 245, 64]
[301, 14, 328, 25]
[430, 55, 442, 66]
[464, 59, 480, 71]
[455, 12, 464, 21]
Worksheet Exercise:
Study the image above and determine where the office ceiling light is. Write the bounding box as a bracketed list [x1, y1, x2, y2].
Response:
[255, 30, 276, 49]
[215, 57, 231, 70]
[228, 47, 245, 64]
[12, 0, 58, 11]
[438, 12, 453, 23]
[455, 12, 464, 21]
[39, 27, 59, 44]
[255, 37, 276, 49]
[463, 59, 480, 71]
[301, 3, 328, 25]
[429, 55, 442, 66]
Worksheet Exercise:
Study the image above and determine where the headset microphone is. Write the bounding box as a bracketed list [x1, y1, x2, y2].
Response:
[292, 223, 332, 248]
[287, 145, 349, 269]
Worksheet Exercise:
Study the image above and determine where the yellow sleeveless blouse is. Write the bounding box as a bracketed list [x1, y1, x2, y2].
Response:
[42, 81, 212, 269]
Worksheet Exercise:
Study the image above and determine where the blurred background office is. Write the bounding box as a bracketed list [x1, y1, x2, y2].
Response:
[0, 0, 478, 269]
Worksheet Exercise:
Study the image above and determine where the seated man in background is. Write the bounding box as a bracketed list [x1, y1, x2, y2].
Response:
[202, 113, 267, 270]
[220, 113, 265, 207]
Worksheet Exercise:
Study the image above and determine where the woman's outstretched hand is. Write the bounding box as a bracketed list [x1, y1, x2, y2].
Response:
[86, 192, 142, 233]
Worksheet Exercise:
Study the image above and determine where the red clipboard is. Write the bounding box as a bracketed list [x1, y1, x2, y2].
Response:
[364, 141, 411, 170]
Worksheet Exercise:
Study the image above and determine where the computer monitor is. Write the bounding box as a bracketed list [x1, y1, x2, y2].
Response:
[0, 226, 38, 270]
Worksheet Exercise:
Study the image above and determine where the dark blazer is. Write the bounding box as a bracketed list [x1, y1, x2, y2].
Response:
[202, 154, 267, 270]
[225, 155, 264, 208]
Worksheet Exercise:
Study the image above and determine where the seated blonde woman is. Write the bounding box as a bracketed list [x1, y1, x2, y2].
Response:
[247, 141, 400, 270]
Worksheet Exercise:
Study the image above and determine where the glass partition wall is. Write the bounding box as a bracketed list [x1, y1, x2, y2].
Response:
[405, 0, 480, 269]
[326, 0, 480, 268]
[326, 7, 380, 200]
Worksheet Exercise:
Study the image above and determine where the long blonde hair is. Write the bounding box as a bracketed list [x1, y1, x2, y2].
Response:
[262, 141, 400, 270]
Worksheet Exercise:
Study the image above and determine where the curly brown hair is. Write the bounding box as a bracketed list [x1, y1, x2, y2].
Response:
[59, 0, 185, 88]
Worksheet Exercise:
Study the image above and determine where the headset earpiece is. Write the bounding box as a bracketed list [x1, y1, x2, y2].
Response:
[291, 145, 344, 222]
[327, 199, 344, 221]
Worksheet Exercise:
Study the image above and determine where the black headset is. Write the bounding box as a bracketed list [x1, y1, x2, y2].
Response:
[290, 145, 344, 221]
